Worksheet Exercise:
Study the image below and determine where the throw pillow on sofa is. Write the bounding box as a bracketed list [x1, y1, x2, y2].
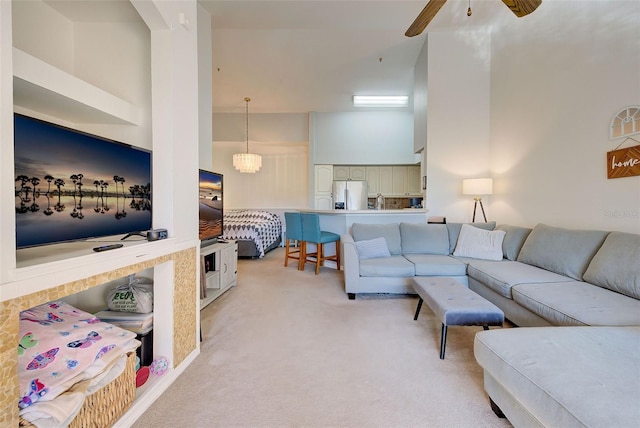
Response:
[453, 224, 506, 261]
[446, 221, 496, 254]
[355, 237, 391, 259]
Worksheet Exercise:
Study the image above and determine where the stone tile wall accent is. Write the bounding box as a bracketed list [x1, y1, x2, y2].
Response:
[0, 247, 197, 426]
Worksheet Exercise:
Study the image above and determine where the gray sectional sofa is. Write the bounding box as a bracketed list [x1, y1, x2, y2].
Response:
[342, 222, 640, 327]
[342, 222, 640, 427]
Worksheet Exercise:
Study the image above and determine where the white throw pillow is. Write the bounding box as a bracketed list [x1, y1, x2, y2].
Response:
[453, 224, 506, 261]
[355, 237, 391, 259]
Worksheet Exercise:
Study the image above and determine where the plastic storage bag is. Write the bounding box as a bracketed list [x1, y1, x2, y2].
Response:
[107, 274, 153, 313]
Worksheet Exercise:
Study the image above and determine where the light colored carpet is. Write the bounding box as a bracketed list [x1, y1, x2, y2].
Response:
[133, 248, 512, 428]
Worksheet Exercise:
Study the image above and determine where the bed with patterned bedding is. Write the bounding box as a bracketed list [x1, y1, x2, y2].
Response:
[222, 210, 282, 258]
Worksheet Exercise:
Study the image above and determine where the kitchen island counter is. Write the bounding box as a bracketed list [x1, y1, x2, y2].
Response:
[296, 209, 428, 270]
[299, 209, 427, 215]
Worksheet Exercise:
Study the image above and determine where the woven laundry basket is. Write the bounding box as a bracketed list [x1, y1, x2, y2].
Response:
[20, 352, 136, 428]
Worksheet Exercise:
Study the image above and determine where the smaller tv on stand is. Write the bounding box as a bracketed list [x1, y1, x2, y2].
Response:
[198, 169, 223, 247]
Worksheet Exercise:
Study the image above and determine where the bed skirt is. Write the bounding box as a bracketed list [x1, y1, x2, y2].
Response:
[237, 236, 281, 258]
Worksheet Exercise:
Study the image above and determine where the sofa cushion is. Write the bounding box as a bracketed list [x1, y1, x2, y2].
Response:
[358, 255, 415, 277]
[496, 224, 532, 261]
[517, 224, 608, 281]
[466, 260, 575, 299]
[355, 237, 390, 259]
[403, 254, 467, 276]
[474, 326, 640, 428]
[583, 232, 640, 299]
[453, 224, 506, 261]
[512, 281, 640, 326]
[399, 223, 449, 255]
[446, 222, 496, 254]
[352, 223, 402, 255]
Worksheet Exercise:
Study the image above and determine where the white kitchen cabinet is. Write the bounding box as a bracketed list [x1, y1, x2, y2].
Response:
[366, 167, 380, 196]
[392, 166, 408, 195]
[315, 165, 334, 195]
[407, 165, 422, 195]
[392, 165, 422, 196]
[367, 166, 394, 196]
[349, 166, 367, 180]
[315, 165, 334, 209]
[333, 165, 366, 181]
[379, 167, 394, 196]
[314, 195, 333, 210]
[333, 166, 350, 180]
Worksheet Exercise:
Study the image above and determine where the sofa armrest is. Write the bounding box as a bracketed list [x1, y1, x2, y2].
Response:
[342, 234, 360, 295]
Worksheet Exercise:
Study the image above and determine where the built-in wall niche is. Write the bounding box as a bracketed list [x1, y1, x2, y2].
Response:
[1, 249, 197, 426]
[61, 268, 153, 314]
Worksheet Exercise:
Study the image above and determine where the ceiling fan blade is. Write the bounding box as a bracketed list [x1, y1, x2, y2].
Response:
[501, 0, 542, 18]
[405, 0, 447, 37]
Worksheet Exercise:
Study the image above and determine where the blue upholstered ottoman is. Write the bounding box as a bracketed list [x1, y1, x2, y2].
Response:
[412, 277, 504, 359]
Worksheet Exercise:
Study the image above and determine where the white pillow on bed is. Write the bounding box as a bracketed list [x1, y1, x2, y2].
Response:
[453, 224, 506, 261]
[355, 237, 391, 259]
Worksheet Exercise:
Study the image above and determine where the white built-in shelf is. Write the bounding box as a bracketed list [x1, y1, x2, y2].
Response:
[12, 48, 141, 125]
[200, 240, 238, 309]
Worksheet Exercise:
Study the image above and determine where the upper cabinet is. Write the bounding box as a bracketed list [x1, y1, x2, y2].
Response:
[338, 164, 421, 197]
[392, 165, 421, 196]
[333, 165, 366, 181]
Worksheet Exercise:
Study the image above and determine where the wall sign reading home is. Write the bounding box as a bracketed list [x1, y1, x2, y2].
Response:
[607, 144, 640, 179]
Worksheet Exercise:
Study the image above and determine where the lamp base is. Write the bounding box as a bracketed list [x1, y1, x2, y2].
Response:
[472, 197, 487, 223]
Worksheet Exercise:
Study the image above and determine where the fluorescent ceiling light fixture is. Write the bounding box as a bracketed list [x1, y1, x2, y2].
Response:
[353, 95, 409, 107]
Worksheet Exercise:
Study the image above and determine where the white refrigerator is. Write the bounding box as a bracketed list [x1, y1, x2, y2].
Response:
[332, 180, 368, 210]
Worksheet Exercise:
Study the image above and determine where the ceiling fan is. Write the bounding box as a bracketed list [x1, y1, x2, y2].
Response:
[405, 0, 542, 37]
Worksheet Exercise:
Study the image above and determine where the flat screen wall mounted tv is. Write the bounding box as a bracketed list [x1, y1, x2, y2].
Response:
[14, 113, 152, 249]
[198, 169, 223, 245]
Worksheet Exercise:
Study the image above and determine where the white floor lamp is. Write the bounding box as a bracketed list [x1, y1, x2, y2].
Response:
[462, 178, 493, 222]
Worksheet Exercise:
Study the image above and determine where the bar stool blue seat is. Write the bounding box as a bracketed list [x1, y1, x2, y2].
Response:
[300, 213, 340, 275]
[284, 212, 304, 270]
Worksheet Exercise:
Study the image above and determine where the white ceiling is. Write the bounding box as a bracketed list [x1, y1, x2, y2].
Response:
[44, 0, 536, 114]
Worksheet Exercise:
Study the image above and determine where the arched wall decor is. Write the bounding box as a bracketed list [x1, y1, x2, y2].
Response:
[610, 106, 640, 140]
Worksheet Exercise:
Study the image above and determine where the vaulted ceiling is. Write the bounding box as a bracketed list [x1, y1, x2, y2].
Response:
[43, 0, 544, 114]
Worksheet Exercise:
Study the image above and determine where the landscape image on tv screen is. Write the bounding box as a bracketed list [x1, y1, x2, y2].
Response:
[14, 114, 152, 248]
[198, 169, 223, 241]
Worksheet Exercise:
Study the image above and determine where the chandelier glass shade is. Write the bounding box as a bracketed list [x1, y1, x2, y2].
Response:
[232, 152, 262, 173]
[233, 97, 262, 173]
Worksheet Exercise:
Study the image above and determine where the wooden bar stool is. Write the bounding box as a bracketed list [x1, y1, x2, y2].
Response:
[300, 213, 340, 275]
[284, 212, 305, 269]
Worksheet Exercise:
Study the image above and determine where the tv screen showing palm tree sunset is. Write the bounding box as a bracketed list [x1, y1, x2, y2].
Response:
[14, 114, 152, 248]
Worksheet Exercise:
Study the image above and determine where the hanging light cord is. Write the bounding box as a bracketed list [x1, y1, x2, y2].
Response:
[245, 97, 250, 153]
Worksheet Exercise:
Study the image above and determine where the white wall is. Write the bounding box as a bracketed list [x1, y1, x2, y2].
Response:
[213, 112, 308, 143]
[312, 111, 418, 165]
[422, 30, 492, 223]
[212, 141, 308, 209]
[12, 0, 73, 73]
[489, 0, 640, 233]
[212, 112, 309, 209]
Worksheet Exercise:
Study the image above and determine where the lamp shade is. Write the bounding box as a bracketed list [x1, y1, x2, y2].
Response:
[462, 178, 493, 196]
[233, 152, 262, 173]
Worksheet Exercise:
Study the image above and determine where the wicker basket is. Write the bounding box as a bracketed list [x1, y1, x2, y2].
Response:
[20, 352, 136, 428]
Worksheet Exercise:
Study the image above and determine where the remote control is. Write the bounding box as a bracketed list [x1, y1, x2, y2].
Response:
[93, 244, 124, 252]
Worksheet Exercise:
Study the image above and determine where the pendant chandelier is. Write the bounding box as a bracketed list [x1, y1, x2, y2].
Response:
[233, 97, 262, 173]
